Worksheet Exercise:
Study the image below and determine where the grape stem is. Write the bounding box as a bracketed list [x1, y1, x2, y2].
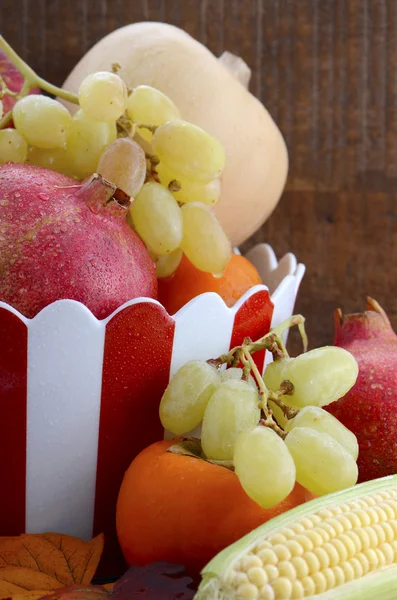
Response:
[0, 35, 80, 129]
[242, 348, 287, 439]
[215, 314, 306, 366]
[136, 122, 157, 133]
[208, 314, 307, 440]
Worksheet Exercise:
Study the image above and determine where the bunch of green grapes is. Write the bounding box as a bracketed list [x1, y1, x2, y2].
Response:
[0, 71, 231, 277]
[159, 345, 360, 509]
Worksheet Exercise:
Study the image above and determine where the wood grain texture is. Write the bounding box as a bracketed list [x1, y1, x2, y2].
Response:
[1, 0, 395, 351]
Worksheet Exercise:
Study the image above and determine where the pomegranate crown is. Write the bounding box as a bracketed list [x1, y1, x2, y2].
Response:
[334, 297, 395, 345]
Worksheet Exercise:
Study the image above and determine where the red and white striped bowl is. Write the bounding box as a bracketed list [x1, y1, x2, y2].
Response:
[0, 244, 304, 567]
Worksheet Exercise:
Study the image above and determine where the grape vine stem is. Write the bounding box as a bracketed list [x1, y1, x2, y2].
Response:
[0, 35, 80, 129]
[208, 314, 307, 439]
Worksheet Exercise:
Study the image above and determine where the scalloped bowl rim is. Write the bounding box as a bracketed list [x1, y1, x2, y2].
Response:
[0, 277, 299, 325]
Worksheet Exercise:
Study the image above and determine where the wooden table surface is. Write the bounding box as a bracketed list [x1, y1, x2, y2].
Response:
[1, 0, 394, 352]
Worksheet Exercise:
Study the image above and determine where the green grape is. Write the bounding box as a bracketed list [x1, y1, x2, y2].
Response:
[263, 358, 290, 393]
[97, 138, 146, 197]
[13, 95, 72, 149]
[78, 71, 127, 122]
[126, 85, 180, 142]
[180, 202, 232, 275]
[263, 347, 358, 408]
[0, 129, 28, 164]
[154, 248, 183, 279]
[201, 379, 260, 461]
[67, 109, 117, 179]
[26, 146, 74, 176]
[220, 367, 256, 389]
[159, 360, 220, 434]
[175, 177, 221, 206]
[234, 427, 296, 509]
[157, 162, 221, 206]
[285, 405, 359, 459]
[130, 182, 183, 255]
[285, 426, 358, 496]
[152, 120, 226, 183]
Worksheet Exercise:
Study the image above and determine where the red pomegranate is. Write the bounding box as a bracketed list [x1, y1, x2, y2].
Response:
[0, 163, 157, 318]
[327, 297, 397, 482]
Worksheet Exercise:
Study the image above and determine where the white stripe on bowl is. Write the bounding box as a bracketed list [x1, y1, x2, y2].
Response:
[26, 300, 105, 540]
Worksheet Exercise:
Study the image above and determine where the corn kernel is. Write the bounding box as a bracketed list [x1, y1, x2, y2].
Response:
[284, 540, 304, 557]
[248, 567, 268, 588]
[273, 544, 291, 562]
[344, 530, 363, 553]
[294, 534, 313, 553]
[234, 572, 249, 587]
[322, 567, 336, 589]
[340, 560, 355, 582]
[305, 529, 324, 547]
[379, 542, 394, 565]
[372, 506, 388, 522]
[338, 533, 359, 558]
[374, 547, 387, 568]
[348, 556, 364, 579]
[258, 585, 275, 600]
[301, 575, 316, 595]
[313, 546, 330, 569]
[268, 533, 287, 545]
[355, 551, 370, 575]
[254, 541, 272, 553]
[329, 538, 349, 562]
[372, 523, 387, 544]
[363, 526, 379, 548]
[344, 512, 362, 529]
[332, 565, 346, 586]
[311, 571, 327, 594]
[322, 542, 340, 567]
[320, 522, 338, 538]
[241, 556, 263, 571]
[363, 548, 378, 570]
[355, 508, 372, 527]
[277, 561, 296, 581]
[326, 518, 345, 535]
[290, 522, 305, 535]
[302, 551, 320, 574]
[355, 527, 372, 550]
[257, 549, 277, 566]
[311, 526, 330, 544]
[317, 508, 335, 520]
[390, 540, 397, 561]
[271, 577, 292, 598]
[236, 583, 259, 599]
[290, 580, 305, 599]
[335, 515, 353, 531]
[264, 565, 279, 582]
[291, 556, 309, 578]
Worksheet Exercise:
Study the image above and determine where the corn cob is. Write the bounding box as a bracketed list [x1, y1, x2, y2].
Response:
[195, 475, 397, 599]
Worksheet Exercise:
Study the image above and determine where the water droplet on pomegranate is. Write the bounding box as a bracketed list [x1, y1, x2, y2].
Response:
[38, 192, 49, 200]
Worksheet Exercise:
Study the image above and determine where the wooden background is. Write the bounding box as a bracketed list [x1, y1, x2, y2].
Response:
[1, 0, 395, 351]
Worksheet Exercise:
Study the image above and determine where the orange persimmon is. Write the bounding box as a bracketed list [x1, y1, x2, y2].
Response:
[116, 439, 314, 576]
[157, 253, 262, 315]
